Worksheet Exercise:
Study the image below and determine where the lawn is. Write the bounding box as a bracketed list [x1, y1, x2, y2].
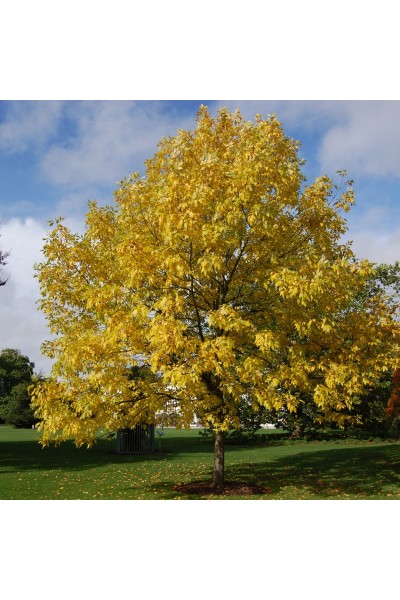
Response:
[1, 424, 400, 499]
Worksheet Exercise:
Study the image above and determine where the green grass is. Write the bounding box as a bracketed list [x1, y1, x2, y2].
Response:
[1, 424, 400, 499]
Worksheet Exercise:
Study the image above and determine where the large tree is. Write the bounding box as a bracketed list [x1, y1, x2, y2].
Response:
[31, 107, 399, 490]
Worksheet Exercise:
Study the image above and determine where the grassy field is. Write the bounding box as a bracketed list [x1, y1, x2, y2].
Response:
[1, 424, 400, 499]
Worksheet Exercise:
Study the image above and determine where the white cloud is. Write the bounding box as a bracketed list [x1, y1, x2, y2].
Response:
[344, 203, 400, 264]
[349, 227, 400, 265]
[0, 101, 63, 153]
[318, 101, 400, 178]
[0, 218, 53, 374]
[40, 101, 197, 189]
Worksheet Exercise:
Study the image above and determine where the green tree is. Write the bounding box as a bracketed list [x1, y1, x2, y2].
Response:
[3, 382, 38, 428]
[32, 108, 400, 491]
[0, 349, 35, 423]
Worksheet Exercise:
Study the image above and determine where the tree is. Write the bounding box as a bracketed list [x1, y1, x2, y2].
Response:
[0, 348, 35, 423]
[0, 348, 35, 397]
[273, 372, 395, 439]
[3, 382, 38, 428]
[270, 262, 400, 438]
[31, 107, 399, 491]
[353, 262, 400, 313]
[333, 262, 400, 436]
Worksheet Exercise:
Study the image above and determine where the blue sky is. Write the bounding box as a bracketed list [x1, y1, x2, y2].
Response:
[1, 100, 400, 373]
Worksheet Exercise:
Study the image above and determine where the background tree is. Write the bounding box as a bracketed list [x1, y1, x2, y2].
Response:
[0, 348, 35, 423]
[272, 373, 395, 439]
[32, 107, 400, 491]
[3, 381, 39, 428]
[334, 262, 400, 436]
[271, 262, 400, 438]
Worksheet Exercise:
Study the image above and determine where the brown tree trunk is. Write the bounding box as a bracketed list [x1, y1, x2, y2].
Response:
[213, 431, 225, 491]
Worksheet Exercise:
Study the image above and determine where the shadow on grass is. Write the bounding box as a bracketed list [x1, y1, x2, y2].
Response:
[134, 443, 400, 499]
[0, 435, 217, 473]
[0, 431, 290, 473]
[228, 443, 400, 499]
[2, 431, 400, 499]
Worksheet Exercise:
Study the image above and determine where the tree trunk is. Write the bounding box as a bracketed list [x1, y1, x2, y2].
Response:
[213, 431, 225, 490]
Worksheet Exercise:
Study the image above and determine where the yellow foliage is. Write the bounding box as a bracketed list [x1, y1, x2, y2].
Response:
[32, 106, 400, 445]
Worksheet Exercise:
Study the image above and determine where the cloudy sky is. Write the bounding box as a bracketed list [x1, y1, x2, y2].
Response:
[1, 99, 399, 374]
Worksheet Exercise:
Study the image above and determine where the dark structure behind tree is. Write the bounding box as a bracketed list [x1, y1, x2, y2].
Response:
[116, 425, 155, 454]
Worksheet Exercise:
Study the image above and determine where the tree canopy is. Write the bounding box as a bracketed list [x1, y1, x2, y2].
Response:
[31, 107, 400, 489]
